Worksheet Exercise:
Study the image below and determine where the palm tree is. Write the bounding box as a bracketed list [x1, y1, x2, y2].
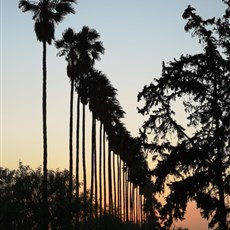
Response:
[56, 28, 78, 208]
[56, 26, 103, 224]
[88, 70, 120, 220]
[19, 1, 76, 229]
[87, 70, 128, 221]
[75, 26, 104, 222]
[93, 74, 119, 217]
[87, 72, 109, 217]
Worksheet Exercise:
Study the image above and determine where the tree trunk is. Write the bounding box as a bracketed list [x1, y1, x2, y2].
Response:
[90, 114, 94, 219]
[140, 194, 143, 226]
[42, 40, 48, 230]
[117, 155, 121, 219]
[130, 182, 133, 223]
[82, 104, 87, 224]
[123, 164, 126, 222]
[76, 93, 80, 224]
[90, 113, 98, 219]
[113, 153, 117, 217]
[67, 78, 74, 229]
[94, 117, 98, 219]
[69, 78, 74, 205]
[108, 146, 113, 215]
[125, 171, 129, 222]
[99, 122, 103, 218]
[103, 129, 107, 215]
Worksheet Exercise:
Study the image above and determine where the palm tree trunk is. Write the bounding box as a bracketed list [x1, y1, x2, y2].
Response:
[99, 122, 103, 218]
[76, 93, 80, 224]
[108, 145, 113, 215]
[119, 158, 122, 220]
[140, 194, 143, 226]
[42, 40, 48, 230]
[90, 113, 97, 219]
[68, 78, 74, 229]
[125, 171, 129, 222]
[117, 155, 120, 219]
[123, 164, 126, 222]
[69, 79, 74, 205]
[136, 187, 139, 225]
[113, 153, 117, 217]
[90, 114, 95, 219]
[82, 104, 87, 223]
[130, 182, 133, 223]
[94, 118, 98, 219]
[103, 129, 107, 215]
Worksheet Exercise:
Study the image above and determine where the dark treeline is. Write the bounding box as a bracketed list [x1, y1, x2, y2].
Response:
[3, 0, 229, 229]
[0, 163, 150, 230]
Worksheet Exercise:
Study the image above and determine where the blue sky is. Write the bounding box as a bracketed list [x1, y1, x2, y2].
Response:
[1, 1, 226, 229]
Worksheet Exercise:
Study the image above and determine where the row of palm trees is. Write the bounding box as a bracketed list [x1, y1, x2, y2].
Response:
[19, 0, 159, 229]
[55, 26, 158, 227]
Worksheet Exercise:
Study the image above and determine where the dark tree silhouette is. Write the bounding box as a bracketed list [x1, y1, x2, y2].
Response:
[56, 28, 78, 209]
[138, 3, 230, 230]
[56, 26, 104, 224]
[18, 1, 76, 229]
[75, 26, 104, 223]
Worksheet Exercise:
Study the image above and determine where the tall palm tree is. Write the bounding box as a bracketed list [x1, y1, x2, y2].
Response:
[56, 28, 78, 208]
[19, 1, 76, 229]
[88, 70, 127, 220]
[88, 70, 120, 219]
[56, 26, 103, 224]
[93, 74, 119, 217]
[75, 26, 104, 221]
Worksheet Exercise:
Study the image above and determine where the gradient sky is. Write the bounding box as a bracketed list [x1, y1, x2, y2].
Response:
[1, 1, 226, 229]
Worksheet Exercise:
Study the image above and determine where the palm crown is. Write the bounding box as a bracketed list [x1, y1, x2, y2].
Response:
[19, 0, 76, 44]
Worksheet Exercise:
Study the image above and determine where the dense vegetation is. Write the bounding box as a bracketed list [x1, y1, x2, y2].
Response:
[0, 164, 148, 230]
[138, 2, 230, 230]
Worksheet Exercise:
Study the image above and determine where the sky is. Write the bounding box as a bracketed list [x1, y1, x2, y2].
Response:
[1, 0, 227, 229]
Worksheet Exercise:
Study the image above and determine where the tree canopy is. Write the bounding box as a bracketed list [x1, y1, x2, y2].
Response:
[138, 2, 230, 229]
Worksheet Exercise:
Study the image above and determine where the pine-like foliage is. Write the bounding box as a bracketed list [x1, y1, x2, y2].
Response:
[138, 2, 230, 229]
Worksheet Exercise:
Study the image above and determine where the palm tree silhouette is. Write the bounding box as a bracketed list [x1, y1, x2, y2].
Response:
[56, 26, 104, 224]
[88, 70, 107, 219]
[73, 26, 104, 223]
[55, 28, 79, 210]
[18, 1, 76, 229]
[88, 70, 118, 219]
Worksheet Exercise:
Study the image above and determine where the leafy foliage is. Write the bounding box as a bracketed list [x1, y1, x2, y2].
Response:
[0, 163, 156, 230]
[138, 2, 230, 229]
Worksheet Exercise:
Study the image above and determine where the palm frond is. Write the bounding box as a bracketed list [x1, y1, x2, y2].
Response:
[56, 2, 76, 15]
[18, 0, 38, 13]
